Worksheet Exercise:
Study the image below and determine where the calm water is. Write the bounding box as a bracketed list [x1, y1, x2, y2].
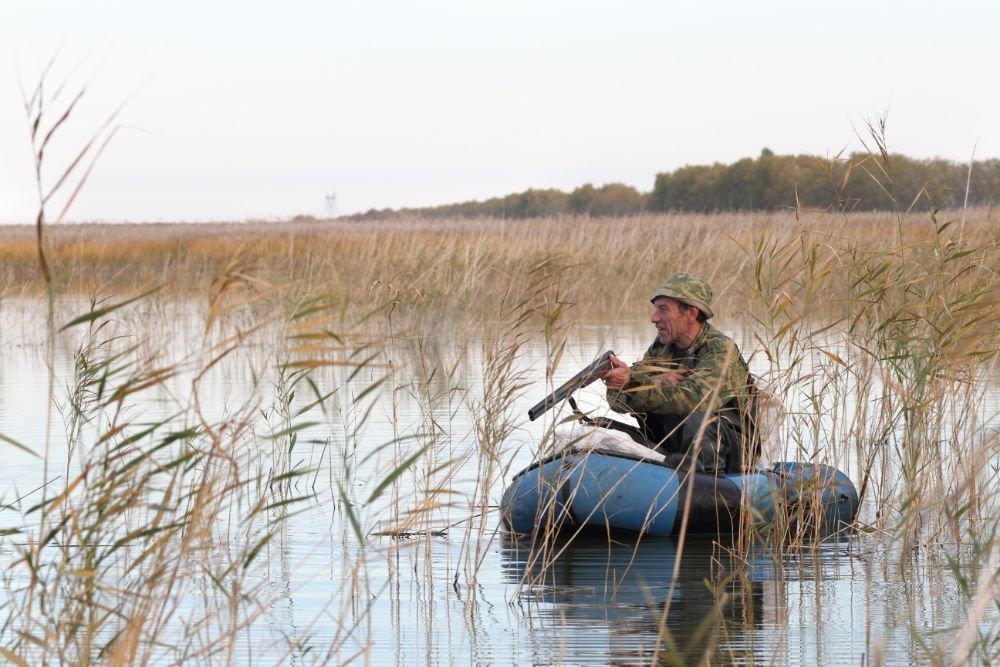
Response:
[1, 298, 997, 665]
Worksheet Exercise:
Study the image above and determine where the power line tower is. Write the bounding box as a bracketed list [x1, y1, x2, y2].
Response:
[325, 193, 337, 219]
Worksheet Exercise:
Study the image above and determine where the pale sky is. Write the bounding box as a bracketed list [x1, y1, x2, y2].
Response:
[1, 0, 997, 222]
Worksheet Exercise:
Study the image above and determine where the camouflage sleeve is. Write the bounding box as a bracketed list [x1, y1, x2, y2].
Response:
[606, 337, 744, 416]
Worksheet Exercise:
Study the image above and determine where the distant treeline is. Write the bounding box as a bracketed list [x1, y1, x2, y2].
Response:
[344, 150, 1000, 220]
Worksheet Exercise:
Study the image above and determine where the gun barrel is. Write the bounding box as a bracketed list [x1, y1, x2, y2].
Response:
[527, 350, 615, 421]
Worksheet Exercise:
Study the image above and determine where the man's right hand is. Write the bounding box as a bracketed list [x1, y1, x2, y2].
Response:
[602, 355, 631, 391]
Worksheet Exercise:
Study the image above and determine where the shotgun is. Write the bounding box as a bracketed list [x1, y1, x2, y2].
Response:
[527, 350, 616, 421]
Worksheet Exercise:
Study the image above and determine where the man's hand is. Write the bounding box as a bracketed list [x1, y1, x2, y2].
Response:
[602, 355, 631, 390]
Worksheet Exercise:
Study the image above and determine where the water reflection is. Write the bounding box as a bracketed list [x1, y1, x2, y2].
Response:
[500, 532, 770, 665]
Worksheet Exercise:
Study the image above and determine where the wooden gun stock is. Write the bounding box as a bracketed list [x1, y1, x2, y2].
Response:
[527, 350, 616, 421]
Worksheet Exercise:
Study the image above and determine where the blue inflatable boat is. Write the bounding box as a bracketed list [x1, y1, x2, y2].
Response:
[500, 446, 859, 537]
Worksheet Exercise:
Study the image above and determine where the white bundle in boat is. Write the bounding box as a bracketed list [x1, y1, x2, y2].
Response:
[553, 422, 666, 463]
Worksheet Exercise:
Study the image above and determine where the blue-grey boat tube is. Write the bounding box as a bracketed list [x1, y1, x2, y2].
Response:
[500, 450, 859, 538]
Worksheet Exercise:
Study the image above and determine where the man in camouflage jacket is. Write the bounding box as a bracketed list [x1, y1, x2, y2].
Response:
[601, 272, 752, 475]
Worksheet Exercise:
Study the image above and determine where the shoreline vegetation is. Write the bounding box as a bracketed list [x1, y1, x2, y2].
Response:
[342, 149, 1000, 220]
[2, 208, 998, 322]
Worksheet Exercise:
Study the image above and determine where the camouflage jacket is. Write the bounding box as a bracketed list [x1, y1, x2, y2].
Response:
[606, 322, 750, 425]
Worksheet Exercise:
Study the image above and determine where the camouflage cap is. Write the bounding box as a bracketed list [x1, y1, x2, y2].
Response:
[650, 272, 714, 319]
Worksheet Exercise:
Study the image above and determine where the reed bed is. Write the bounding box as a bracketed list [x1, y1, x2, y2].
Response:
[2, 203, 999, 663]
[2, 205, 1000, 663]
[1, 208, 997, 322]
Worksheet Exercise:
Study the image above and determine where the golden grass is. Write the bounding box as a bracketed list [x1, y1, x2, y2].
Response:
[2, 208, 998, 325]
[3, 205, 999, 663]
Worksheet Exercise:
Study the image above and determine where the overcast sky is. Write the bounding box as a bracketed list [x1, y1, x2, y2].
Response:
[1, 0, 997, 222]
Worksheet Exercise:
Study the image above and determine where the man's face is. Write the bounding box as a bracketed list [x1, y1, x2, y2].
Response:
[650, 296, 695, 345]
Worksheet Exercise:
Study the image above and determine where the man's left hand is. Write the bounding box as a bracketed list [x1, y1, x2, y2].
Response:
[602, 355, 631, 390]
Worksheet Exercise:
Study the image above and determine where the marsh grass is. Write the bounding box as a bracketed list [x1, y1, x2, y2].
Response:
[0, 282, 439, 663]
[736, 151, 1000, 662]
[0, 66, 428, 664]
[2, 232, 997, 664]
[0, 207, 996, 321]
[4, 212, 998, 663]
